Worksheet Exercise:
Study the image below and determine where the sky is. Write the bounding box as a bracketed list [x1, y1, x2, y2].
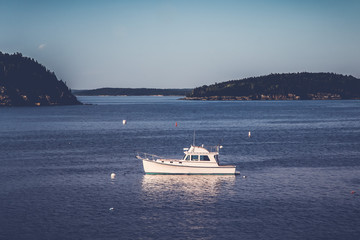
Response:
[1, 0, 359, 89]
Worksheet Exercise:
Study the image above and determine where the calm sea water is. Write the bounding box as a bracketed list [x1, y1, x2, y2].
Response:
[1, 96, 360, 240]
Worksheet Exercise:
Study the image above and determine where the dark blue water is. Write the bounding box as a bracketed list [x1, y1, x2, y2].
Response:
[1, 96, 359, 240]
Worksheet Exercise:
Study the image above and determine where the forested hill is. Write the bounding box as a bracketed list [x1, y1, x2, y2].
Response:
[186, 72, 360, 100]
[0, 52, 81, 106]
[74, 88, 192, 96]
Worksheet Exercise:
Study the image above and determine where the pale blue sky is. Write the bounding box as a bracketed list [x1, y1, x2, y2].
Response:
[1, 0, 359, 89]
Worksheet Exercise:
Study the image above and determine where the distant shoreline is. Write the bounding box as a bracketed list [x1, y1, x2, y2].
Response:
[187, 72, 360, 101]
[72, 88, 191, 96]
[181, 94, 360, 101]
[74, 73, 360, 101]
[76, 94, 185, 97]
[76, 95, 360, 101]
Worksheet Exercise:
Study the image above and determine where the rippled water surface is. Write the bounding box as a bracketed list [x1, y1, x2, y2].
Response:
[1, 96, 360, 239]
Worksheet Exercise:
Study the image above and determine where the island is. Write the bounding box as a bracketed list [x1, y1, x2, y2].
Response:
[185, 72, 360, 100]
[73, 88, 192, 96]
[0, 52, 81, 106]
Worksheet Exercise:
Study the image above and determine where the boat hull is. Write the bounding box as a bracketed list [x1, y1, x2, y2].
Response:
[142, 159, 237, 175]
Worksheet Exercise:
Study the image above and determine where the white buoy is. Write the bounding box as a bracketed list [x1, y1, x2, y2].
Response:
[242, 175, 247, 178]
[123, 120, 127, 125]
[111, 173, 116, 179]
[248, 131, 251, 138]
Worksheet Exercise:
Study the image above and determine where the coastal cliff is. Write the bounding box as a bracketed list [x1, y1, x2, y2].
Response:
[186, 73, 360, 100]
[0, 52, 81, 106]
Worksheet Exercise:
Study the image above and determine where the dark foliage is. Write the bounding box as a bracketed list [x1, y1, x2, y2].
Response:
[74, 88, 192, 96]
[0, 52, 81, 106]
[187, 72, 360, 100]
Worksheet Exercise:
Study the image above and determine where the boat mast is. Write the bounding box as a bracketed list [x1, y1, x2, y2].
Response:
[193, 130, 196, 146]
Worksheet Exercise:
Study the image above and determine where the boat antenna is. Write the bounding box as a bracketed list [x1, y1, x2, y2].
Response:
[216, 138, 224, 152]
[218, 137, 223, 146]
[193, 130, 196, 146]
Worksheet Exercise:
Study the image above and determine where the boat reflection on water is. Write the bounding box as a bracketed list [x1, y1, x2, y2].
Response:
[141, 175, 236, 201]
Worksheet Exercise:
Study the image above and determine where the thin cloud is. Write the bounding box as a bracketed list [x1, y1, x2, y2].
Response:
[38, 43, 46, 49]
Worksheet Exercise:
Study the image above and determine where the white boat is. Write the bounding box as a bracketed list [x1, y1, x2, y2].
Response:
[136, 145, 239, 175]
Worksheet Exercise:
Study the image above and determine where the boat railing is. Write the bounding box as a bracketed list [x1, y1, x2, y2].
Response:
[199, 145, 223, 153]
[136, 152, 163, 161]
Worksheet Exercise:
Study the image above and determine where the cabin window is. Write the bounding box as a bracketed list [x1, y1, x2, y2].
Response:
[191, 155, 199, 161]
[185, 155, 190, 160]
[200, 155, 210, 161]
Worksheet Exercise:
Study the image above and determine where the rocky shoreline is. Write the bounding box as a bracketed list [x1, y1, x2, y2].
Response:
[182, 92, 349, 101]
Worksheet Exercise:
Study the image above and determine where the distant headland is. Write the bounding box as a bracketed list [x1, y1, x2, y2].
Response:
[73, 88, 192, 96]
[0, 52, 81, 106]
[2, 51, 359, 104]
[185, 72, 360, 100]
